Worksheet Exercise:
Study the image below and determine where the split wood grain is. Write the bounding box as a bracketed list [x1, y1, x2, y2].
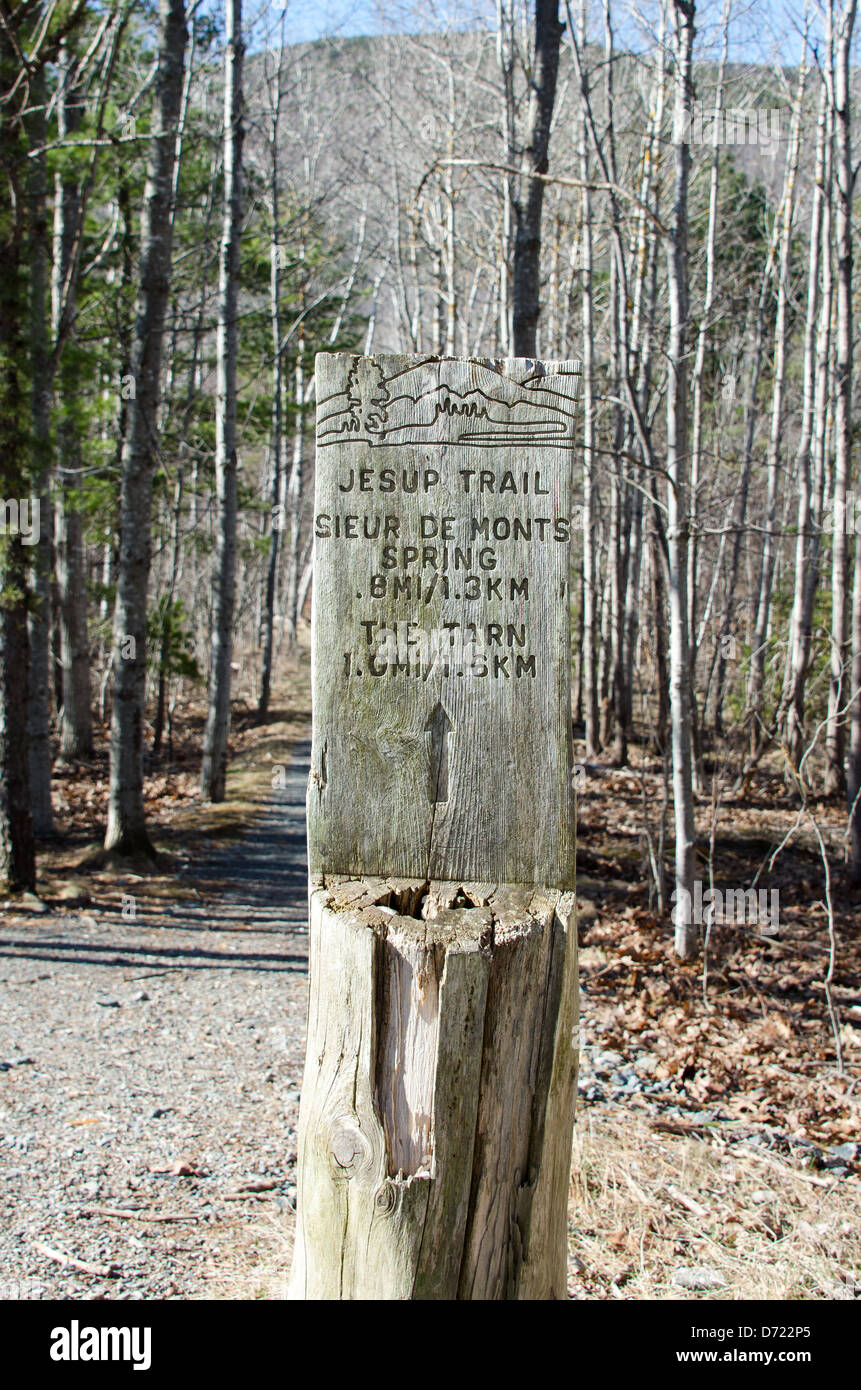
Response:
[288, 881, 578, 1300]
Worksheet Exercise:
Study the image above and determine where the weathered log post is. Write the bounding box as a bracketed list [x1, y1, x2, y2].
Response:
[289, 353, 581, 1300]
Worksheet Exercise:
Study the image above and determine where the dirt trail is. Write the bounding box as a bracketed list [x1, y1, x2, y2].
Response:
[0, 738, 311, 1300]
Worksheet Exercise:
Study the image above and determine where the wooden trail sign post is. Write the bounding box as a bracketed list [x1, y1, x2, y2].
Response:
[289, 353, 581, 1300]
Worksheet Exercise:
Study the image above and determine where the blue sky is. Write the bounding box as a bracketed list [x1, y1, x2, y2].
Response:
[261, 0, 494, 44]
[258, 0, 837, 66]
[270, 0, 380, 43]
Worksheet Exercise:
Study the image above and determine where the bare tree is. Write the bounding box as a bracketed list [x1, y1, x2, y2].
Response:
[782, 76, 830, 773]
[687, 0, 729, 778]
[829, 0, 861, 872]
[201, 0, 244, 803]
[257, 23, 287, 723]
[53, 43, 94, 761]
[26, 66, 55, 837]
[512, 0, 564, 356]
[496, 0, 516, 354]
[665, 0, 697, 958]
[576, 0, 599, 757]
[825, 0, 855, 797]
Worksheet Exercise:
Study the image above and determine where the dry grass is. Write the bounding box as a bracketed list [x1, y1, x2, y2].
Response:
[568, 1102, 861, 1300]
[199, 1208, 295, 1301]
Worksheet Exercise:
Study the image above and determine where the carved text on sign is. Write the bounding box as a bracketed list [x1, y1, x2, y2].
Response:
[309, 353, 580, 886]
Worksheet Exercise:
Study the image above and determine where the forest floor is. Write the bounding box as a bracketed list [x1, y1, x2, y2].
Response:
[1, 640, 859, 1300]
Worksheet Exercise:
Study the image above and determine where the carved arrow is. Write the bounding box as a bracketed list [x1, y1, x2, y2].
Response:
[426, 701, 453, 804]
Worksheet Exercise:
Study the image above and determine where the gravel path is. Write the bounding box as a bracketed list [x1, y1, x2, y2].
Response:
[5, 730, 849, 1302]
[0, 737, 312, 1300]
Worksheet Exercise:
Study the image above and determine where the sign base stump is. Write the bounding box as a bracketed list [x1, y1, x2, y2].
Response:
[288, 878, 578, 1300]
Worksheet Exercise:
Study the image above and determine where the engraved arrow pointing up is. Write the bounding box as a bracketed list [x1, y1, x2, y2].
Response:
[426, 701, 453, 804]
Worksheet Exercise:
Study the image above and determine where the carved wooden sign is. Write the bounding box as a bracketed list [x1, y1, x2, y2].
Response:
[308, 353, 580, 887]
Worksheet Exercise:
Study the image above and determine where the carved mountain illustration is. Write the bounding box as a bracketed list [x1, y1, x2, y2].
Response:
[316, 355, 581, 450]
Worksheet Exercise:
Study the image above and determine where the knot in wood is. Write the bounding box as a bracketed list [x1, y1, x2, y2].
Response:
[374, 1180, 399, 1216]
[327, 1117, 373, 1178]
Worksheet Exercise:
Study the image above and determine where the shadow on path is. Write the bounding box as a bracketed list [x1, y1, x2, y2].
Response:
[2, 735, 312, 974]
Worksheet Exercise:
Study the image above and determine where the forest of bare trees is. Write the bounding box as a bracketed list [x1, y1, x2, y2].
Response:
[1, 0, 860, 967]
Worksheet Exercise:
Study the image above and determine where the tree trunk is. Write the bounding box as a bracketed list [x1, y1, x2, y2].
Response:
[830, 1, 861, 871]
[152, 472, 184, 756]
[746, 56, 806, 750]
[26, 67, 55, 837]
[666, 0, 697, 959]
[782, 79, 829, 774]
[100, 172, 133, 727]
[53, 45, 93, 761]
[650, 514, 670, 755]
[0, 540, 36, 891]
[620, 21, 665, 754]
[602, 0, 627, 768]
[621, 483, 643, 740]
[442, 82, 457, 357]
[105, 0, 188, 856]
[258, 60, 284, 725]
[496, 0, 515, 356]
[290, 881, 577, 1300]
[283, 346, 305, 647]
[201, 0, 244, 803]
[295, 551, 313, 627]
[512, 0, 564, 357]
[0, 19, 36, 890]
[687, 0, 728, 770]
[54, 451, 93, 761]
[826, 0, 855, 799]
[576, 0, 599, 758]
[710, 268, 772, 735]
[608, 463, 626, 765]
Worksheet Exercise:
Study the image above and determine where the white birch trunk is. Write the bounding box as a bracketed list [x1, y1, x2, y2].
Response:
[576, 0, 599, 757]
[687, 0, 728, 745]
[666, 0, 697, 959]
[746, 56, 806, 746]
[283, 346, 305, 647]
[258, 51, 285, 724]
[831, 2, 861, 869]
[783, 80, 829, 772]
[825, 1, 854, 797]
